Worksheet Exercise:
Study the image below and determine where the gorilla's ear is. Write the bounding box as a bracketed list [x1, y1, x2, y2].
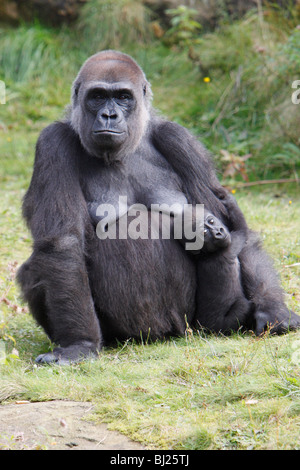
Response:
[74, 82, 80, 96]
[72, 81, 81, 106]
[142, 81, 153, 106]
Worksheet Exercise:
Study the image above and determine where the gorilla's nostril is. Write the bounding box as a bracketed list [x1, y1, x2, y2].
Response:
[215, 230, 223, 238]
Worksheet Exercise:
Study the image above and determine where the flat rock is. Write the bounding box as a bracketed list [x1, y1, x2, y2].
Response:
[0, 400, 145, 450]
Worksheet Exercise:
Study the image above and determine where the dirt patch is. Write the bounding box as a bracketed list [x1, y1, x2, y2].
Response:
[0, 400, 145, 450]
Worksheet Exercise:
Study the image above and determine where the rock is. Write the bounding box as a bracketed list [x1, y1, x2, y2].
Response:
[0, 400, 145, 450]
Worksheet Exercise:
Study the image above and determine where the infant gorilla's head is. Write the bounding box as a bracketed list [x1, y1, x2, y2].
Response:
[203, 211, 231, 252]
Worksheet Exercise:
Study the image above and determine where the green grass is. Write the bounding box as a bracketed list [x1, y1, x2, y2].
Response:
[0, 4, 300, 450]
[1, 325, 300, 449]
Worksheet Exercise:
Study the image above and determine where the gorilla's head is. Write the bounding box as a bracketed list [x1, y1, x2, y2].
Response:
[70, 50, 152, 163]
[203, 211, 231, 252]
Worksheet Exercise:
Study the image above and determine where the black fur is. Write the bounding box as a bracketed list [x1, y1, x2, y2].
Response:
[17, 51, 300, 364]
[194, 197, 253, 333]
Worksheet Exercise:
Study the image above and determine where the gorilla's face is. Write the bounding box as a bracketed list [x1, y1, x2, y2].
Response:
[84, 81, 135, 153]
[70, 51, 151, 163]
[203, 212, 231, 252]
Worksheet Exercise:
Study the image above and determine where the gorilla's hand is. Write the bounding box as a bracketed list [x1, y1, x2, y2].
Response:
[212, 186, 228, 200]
[35, 341, 99, 365]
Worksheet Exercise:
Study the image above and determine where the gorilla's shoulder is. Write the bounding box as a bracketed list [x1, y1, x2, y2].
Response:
[38, 120, 78, 143]
[150, 117, 197, 146]
[150, 116, 186, 135]
[37, 120, 80, 152]
[150, 116, 208, 158]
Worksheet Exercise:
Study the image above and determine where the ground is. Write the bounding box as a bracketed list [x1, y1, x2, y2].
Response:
[0, 400, 145, 450]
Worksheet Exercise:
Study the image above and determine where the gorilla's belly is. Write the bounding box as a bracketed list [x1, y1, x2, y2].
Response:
[88, 228, 196, 342]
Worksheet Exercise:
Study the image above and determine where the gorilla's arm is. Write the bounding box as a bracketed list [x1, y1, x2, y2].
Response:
[17, 122, 101, 363]
[151, 119, 228, 219]
[222, 193, 248, 256]
[22, 122, 88, 239]
[223, 193, 248, 233]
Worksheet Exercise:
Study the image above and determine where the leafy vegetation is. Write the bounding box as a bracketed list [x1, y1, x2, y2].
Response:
[0, 0, 299, 450]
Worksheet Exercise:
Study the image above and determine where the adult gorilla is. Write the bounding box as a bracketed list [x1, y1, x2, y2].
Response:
[18, 50, 299, 364]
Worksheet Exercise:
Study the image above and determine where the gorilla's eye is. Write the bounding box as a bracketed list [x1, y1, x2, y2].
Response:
[116, 91, 132, 101]
[88, 90, 107, 102]
[93, 92, 106, 100]
[208, 218, 214, 224]
[204, 228, 208, 234]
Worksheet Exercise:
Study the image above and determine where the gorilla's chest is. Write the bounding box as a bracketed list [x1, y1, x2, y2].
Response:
[81, 150, 188, 227]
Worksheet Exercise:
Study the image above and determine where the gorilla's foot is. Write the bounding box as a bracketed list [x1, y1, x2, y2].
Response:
[35, 341, 99, 365]
[255, 309, 300, 335]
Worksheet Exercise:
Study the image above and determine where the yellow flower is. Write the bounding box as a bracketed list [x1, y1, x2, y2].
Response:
[289, 200, 292, 204]
[7, 137, 12, 142]
[231, 189, 236, 194]
[203, 77, 211, 83]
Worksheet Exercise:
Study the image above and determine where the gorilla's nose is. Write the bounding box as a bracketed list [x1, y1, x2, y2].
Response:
[214, 227, 225, 239]
[102, 110, 118, 120]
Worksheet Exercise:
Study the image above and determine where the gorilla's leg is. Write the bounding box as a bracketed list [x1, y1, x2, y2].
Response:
[239, 232, 300, 334]
[17, 235, 102, 364]
[195, 296, 253, 334]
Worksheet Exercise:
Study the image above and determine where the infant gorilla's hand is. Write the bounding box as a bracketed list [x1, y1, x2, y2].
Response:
[212, 186, 228, 200]
[222, 192, 239, 210]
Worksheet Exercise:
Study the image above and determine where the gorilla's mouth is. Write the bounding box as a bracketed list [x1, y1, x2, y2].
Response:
[216, 233, 231, 247]
[93, 130, 124, 135]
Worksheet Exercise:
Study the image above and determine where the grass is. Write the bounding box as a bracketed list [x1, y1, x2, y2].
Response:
[1, 324, 300, 449]
[0, 3, 300, 450]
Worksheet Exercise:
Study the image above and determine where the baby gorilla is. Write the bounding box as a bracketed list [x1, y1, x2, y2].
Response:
[194, 196, 253, 333]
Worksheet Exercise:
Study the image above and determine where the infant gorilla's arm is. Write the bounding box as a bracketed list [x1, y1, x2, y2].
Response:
[223, 193, 248, 234]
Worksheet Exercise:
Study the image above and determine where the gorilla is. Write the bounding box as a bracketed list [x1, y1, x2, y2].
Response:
[195, 196, 252, 334]
[17, 50, 299, 364]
